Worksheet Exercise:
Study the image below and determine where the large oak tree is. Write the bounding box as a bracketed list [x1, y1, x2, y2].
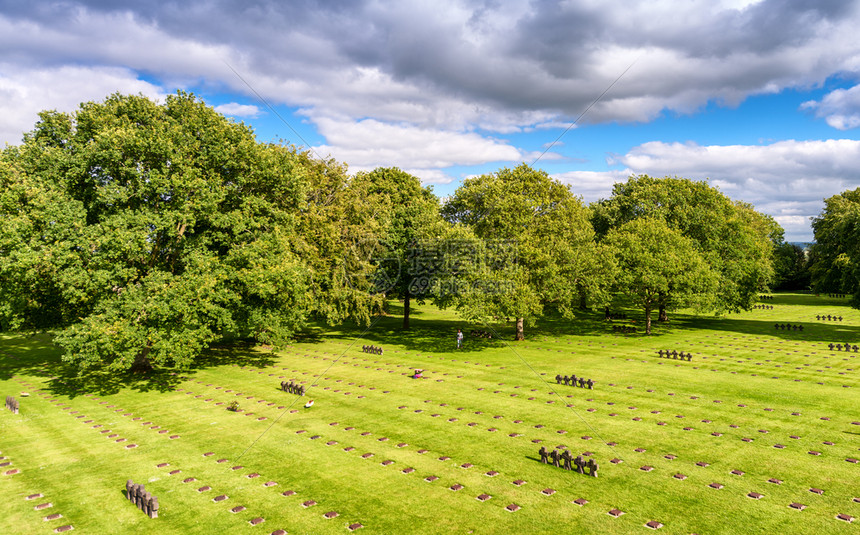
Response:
[809, 187, 860, 303]
[604, 218, 718, 334]
[441, 164, 612, 340]
[592, 175, 780, 319]
[0, 92, 375, 373]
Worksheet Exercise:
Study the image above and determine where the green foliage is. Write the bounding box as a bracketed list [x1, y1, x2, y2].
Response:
[809, 187, 860, 303]
[350, 167, 441, 328]
[592, 175, 779, 313]
[292, 153, 385, 327]
[604, 218, 718, 334]
[441, 164, 613, 339]
[772, 242, 811, 291]
[0, 91, 372, 373]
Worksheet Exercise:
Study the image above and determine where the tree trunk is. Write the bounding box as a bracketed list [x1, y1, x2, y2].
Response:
[131, 345, 153, 372]
[645, 305, 652, 335]
[657, 292, 668, 322]
[604, 306, 611, 320]
[514, 317, 524, 341]
[578, 284, 588, 310]
[403, 290, 410, 330]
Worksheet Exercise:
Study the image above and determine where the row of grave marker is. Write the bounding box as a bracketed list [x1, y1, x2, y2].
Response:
[612, 325, 637, 333]
[828, 343, 859, 352]
[280, 381, 306, 396]
[554, 375, 594, 389]
[538, 447, 599, 477]
[753, 305, 773, 310]
[657, 350, 693, 361]
[775, 324, 803, 331]
[361, 345, 383, 355]
[470, 330, 493, 339]
[817, 315, 844, 321]
[5, 395, 19, 414]
[126, 480, 159, 518]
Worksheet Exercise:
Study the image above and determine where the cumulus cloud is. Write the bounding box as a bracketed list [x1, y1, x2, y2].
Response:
[554, 139, 860, 241]
[802, 85, 860, 130]
[0, 63, 164, 145]
[1, 0, 860, 239]
[3, 1, 860, 131]
[309, 115, 524, 169]
[213, 102, 261, 118]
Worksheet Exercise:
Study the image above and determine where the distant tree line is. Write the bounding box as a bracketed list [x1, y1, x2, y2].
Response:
[0, 91, 854, 374]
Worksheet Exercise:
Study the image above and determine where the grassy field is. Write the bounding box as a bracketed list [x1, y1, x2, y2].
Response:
[1, 293, 859, 534]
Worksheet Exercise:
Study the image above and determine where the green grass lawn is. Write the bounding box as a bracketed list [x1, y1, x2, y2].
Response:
[1, 293, 859, 534]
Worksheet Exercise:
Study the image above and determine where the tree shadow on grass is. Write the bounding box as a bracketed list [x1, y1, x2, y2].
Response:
[1, 334, 280, 398]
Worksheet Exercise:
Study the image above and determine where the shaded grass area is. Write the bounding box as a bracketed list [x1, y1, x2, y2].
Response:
[1, 293, 859, 534]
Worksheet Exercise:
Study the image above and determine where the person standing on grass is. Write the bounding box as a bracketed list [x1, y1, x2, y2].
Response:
[457, 329, 464, 349]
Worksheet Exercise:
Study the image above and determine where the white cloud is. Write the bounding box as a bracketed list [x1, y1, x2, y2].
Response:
[802, 85, 860, 130]
[309, 115, 524, 169]
[3, 1, 860, 135]
[0, 63, 164, 145]
[556, 139, 860, 241]
[213, 102, 261, 118]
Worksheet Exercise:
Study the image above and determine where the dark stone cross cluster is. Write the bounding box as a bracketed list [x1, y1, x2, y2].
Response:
[816, 314, 843, 321]
[280, 381, 305, 395]
[828, 343, 859, 352]
[605, 311, 628, 320]
[775, 323, 803, 331]
[759, 295, 774, 300]
[611, 325, 636, 333]
[539, 446, 599, 477]
[826, 293, 847, 298]
[555, 374, 594, 389]
[5, 396, 19, 414]
[470, 330, 492, 339]
[126, 480, 159, 518]
[362, 345, 383, 355]
[657, 350, 692, 361]
[753, 305, 773, 310]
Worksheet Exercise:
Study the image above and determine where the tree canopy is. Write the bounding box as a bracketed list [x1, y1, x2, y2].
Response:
[441, 163, 612, 339]
[809, 187, 860, 303]
[0, 91, 375, 373]
[604, 218, 718, 334]
[350, 167, 440, 329]
[591, 175, 780, 317]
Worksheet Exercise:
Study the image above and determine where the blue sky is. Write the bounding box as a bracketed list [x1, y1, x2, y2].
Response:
[3, 0, 860, 241]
